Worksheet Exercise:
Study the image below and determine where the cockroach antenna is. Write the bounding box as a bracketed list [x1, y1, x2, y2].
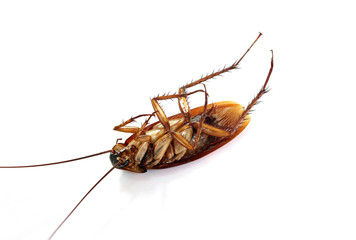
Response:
[0, 150, 112, 168]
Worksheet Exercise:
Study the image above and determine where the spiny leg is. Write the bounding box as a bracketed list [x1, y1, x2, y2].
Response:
[170, 84, 230, 150]
[152, 86, 232, 150]
[113, 113, 154, 133]
[151, 89, 206, 131]
[232, 50, 274, 133]
[172, 84, 208, 150]
[184, 33, 262, 89]
[146, 89, 207, 165]
[151, 87, 207, 149]
[178, 87, 191, 123]
[153, 85, 227, 151]
[177, 33, 262, 121]
[171, 84, 209, 150]
[134, 112, 156, 142]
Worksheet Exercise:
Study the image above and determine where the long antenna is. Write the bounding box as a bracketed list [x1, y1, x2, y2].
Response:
[48, 161, 120, 240]
[0, 150, 112, 168]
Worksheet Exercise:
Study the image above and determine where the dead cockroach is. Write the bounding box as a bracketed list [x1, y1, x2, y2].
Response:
[0, 33, 273, 239]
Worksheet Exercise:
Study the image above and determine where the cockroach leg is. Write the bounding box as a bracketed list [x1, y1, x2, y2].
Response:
[129, 111, 156, 143]
[151, 89, 206, 131]
[152, 84, 230, 151]
[135, 112, 155, 136]
[113, 113, 154, 133]
[175, 33, 262, 125]
[182, 33, 262, 90]
[152, 86, 211, 151]
[191, 122, 230, 137]
[188, 84, 209, 149]
[178, 86, 191, 123]
[206, 102, 215, 115]
[232, 50, 274, 133]
[135, 135, 151, 142]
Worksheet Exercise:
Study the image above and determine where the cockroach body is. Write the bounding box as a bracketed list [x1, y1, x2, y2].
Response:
[0, 33, 273, 239]
[110, 101, 250, 173]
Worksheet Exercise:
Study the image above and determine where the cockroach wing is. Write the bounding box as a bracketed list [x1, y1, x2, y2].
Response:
[150, 101, 250, 169]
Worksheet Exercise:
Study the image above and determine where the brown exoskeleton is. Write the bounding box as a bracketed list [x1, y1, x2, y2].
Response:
[109, 33, 273, 174]
[0, 33, 273, 239]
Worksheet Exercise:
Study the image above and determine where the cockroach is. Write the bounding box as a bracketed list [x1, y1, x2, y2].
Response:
[0, 33, 273, 239]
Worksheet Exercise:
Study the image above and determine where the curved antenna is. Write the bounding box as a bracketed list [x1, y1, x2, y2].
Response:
[48, 161, 120, 240]
[0, 150, 112, 168]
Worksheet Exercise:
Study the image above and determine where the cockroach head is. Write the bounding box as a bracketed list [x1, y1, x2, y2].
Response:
[110, 153, 129, 169]
[110, 143, 136, 169]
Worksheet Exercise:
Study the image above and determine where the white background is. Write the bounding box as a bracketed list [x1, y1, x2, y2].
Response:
[0, 1, 355, 240]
